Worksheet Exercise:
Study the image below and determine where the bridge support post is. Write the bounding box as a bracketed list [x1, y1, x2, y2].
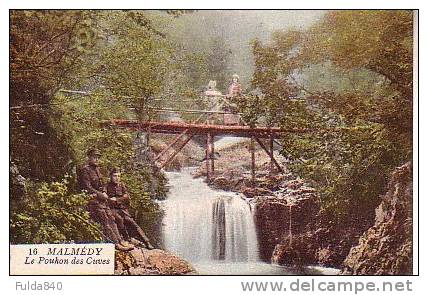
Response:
[159, 134, 194, 169]
[253, 136, 283, 173]
[210, 134, 215, 175]
[206, 132, 213, 182]
[270, 133, 274, 174]
[250, 135, 256, 184]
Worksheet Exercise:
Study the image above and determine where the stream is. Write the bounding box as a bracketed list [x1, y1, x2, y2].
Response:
[161, 165, 339, 275]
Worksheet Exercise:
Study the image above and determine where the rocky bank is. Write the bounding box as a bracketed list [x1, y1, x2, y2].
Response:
[115, 246, 197, 275]
[193, 141, 349, 267]
[341, 162, 413, 275]
[203, 165, 361, 268]
[194, 140, 412, 273]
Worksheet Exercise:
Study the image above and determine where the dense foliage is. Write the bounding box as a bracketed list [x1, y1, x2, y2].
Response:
[51, 92, 167, 245]
[10, 179, 103, 244]
[249, 10, 413, 223]
[10, 10, 189, 244]
[10, 10, 102, 243]
[10, 10, 414, 244]
[10, 11, 98, 181]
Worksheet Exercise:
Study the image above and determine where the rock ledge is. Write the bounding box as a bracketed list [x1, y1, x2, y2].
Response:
[115, 247, 197, 275]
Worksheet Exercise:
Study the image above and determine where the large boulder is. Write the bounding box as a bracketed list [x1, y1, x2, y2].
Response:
[115, 246, 197, 275]
[254, 187, 319, 261]
[270, 222, 361, 268]
[341, 162, 413, 275]
[271, 232, 318, 266]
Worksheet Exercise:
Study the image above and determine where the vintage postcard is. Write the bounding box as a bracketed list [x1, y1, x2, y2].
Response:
[10, 8, 416, 282]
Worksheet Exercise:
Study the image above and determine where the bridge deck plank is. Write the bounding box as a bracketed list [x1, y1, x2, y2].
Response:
[104, 120, 310, 138]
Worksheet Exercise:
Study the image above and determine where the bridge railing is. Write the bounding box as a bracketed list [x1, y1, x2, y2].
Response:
[58, 89, 246, 126]
[141, 95, 244, 126]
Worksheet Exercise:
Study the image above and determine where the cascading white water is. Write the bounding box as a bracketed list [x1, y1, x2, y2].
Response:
[162, 167, 259, 264]
[161, 137, 340, 274]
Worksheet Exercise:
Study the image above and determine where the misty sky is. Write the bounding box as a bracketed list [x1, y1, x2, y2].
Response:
[153, 10, 326, 89]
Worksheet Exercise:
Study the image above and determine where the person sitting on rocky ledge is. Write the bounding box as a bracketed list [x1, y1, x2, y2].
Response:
[105, 167, 155, 249]
[77, 148, 134, 251]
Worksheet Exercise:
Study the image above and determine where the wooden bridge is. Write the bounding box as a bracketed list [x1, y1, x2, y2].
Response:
[60, 89, 300, 182]
[104, 118, 292, 182]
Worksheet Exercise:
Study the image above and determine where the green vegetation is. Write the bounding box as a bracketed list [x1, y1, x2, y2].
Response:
[10, 10, 414, 243]
[10, 10, 201, 244]
[248, 10, 413, 223]
[11, 179, 103, 244]
[51, 92, 167, 245]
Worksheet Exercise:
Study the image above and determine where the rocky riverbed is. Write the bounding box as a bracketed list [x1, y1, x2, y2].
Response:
[196, 164, 363, 269]
[192, 139, 413, 274]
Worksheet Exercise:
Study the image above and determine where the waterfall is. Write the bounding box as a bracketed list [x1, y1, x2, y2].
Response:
[161, 166, 340, 275]
[212, 198, 226, 260]
[162, 167, 259, 263]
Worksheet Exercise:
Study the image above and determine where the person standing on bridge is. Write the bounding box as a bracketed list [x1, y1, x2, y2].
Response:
[224, 74, 242, 125]
[77, 148, 134, 251]
[105, 167, 155, 249]
[205, 80, 222, 98]
[204, 80, 222, 124]
[227, 74, 242, 99]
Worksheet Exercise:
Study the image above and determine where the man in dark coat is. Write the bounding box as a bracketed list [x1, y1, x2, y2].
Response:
[105, 167, 154, 249]
[78, 149, 133, 251]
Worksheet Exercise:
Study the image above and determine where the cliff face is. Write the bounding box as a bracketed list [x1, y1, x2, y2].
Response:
[341, 162, 413, 275]
[115, 246, 197, 275]
[254, 178, 358, 268]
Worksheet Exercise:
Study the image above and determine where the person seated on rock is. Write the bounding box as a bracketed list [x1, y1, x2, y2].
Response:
[105, 167, 155, 249]
[77, 148, 134, 251]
